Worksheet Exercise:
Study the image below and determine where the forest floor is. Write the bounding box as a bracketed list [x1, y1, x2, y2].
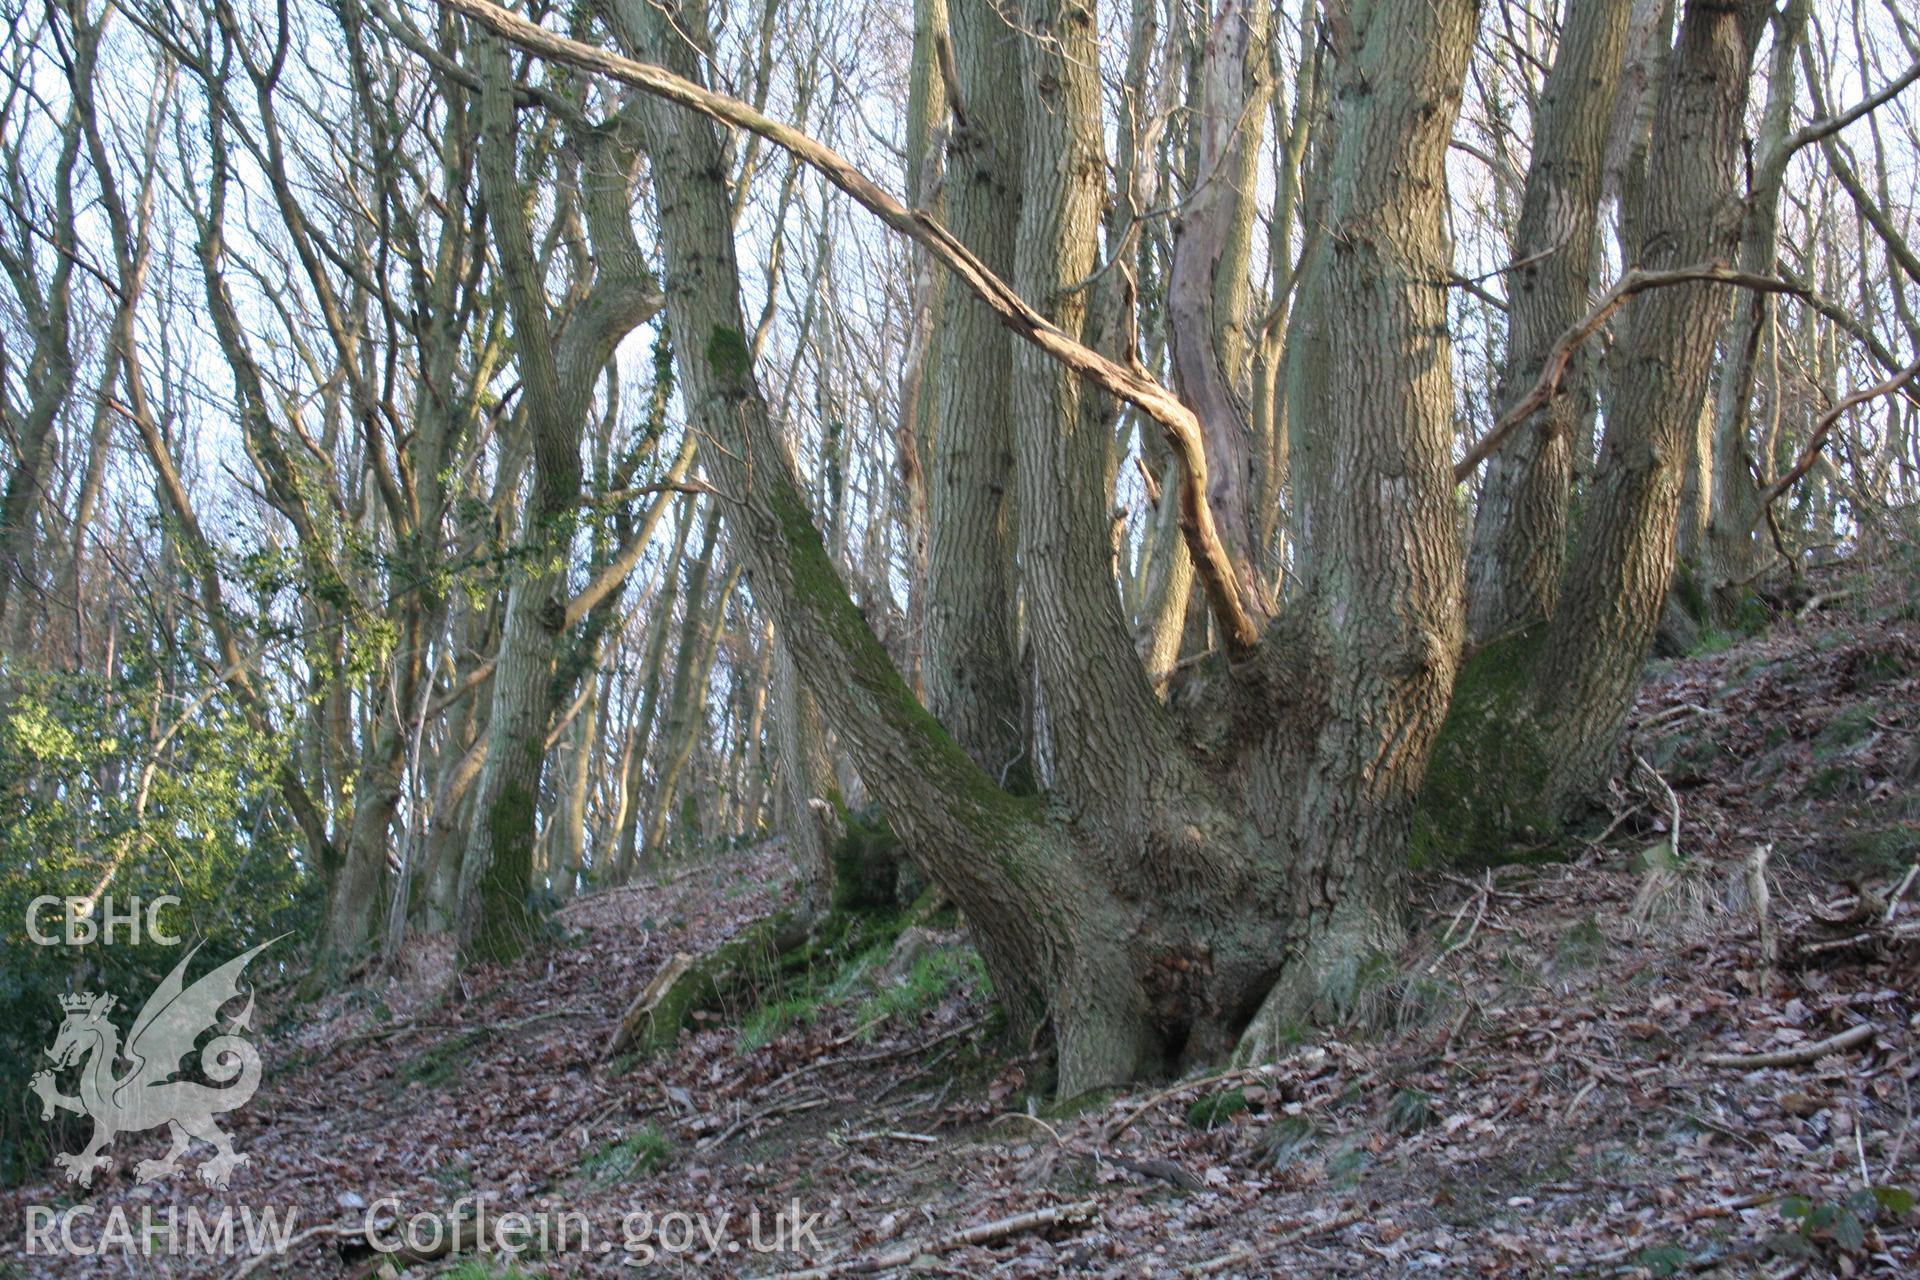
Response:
[5, 562, 1919, 1279]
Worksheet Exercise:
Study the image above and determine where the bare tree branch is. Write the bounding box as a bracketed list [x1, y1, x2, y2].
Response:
[1454, 264, 1806, 483]
[429, 0, 1263, 655]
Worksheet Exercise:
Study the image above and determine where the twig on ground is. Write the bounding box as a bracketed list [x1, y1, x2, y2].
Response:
[1185, 1210, 1367, 1275]
[697, 1089, 830, 1151]
[1631, 746, 1683, 860]
[1428, 871, 1491, 974]
[225, 1221, 359, 1279]
[837, 1129, 939, 1145]
[771, 1199, 1100, 1278]
[761, 1015, 986, 1097]
[1698, 1022, 1877, 1069]
[1103, 1065, 1275, 1142]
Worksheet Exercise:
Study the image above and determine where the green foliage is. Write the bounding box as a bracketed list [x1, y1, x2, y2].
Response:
[1824, 821, 1919, 874]
[1186, 1087, 1250, 1129]
[1552, 917, 1609, 970]
[1687, 628, 1746, 657]
[443, 1262, 542, 1280]
[1774, 1186, 1914, 1260]
[1385, 1087, 1435, 1135]
[739, 992, 824, 1050]
[1631, 1243, 1690, 1276]
[578, 1126, 673, 1185]
[0, 657, 317, 1186]
[853, 943, 988, 1031]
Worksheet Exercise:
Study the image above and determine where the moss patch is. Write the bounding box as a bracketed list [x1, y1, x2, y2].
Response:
[579, 1126, 673, 1185]
[1413, 628, 1557, 868]
[468, 781, 538, 964]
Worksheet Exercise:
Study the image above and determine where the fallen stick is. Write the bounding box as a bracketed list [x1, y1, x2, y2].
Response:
[1699, 1022, 1876, 1069]
[772, 1199, 1099, 1278]
[225, 1222, 359, 1279]
[1886, 863, 1918, 921]
[1185, 1209, 1367, 1275]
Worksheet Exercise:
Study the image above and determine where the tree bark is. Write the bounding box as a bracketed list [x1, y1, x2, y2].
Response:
[1464, 0, 1634, 644]
[922, 0, 1026, 783]
[456, 37, 661, 959]
[1537, 0, 1772, 807]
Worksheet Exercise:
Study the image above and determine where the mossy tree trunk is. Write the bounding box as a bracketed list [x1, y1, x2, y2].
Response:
[455, 38, 662, 960]
[449, 0, 1782, 1092]
[592, 0, 1477, 1092]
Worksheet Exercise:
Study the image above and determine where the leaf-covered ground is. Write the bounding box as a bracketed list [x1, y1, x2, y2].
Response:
[5, 566, 1918, 1278]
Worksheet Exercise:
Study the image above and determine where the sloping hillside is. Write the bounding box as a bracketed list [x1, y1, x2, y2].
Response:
[6, 565, 1918, 1279]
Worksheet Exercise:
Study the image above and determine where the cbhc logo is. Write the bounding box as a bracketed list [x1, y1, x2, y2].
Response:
[25, 896, 182, 946]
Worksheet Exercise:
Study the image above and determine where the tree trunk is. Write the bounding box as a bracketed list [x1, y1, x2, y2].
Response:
[1464, 0, 1634, 644]
[455, 37, 661, 959]
[922, 0, 1027, 784]
[1536, 0, 1772, 805]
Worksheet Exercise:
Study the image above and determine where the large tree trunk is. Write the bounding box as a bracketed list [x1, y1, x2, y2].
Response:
[1234, 0, 1476, 1057]
[590, 0, 1478, 1091]
[454, 0, 1780, 1097]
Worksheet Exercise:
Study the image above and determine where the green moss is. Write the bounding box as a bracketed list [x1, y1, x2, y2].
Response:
[628, 912, 792, 1056]
[1808, 764, 1857, 799]
[631, 892, 950, 1058]
[396, 1027, 491, 1090]
[764, 479, 1040, 849]
[831, 805, 905, 912]
[444, 1262, 541, 1280]
[1815, 705, 1878, 757]
[1187, 1087, 1250, 1129]
[854, 944, 988, 1031]
[1412, 628, 1556, 868]
[1688, 629, 1744, 657]
[1553, 917, 1608, 970]
[579, 1126, 673, 1184]
[1824, 823, 1919, 874]
[704, 325, 752, 391]
[468, 781, 538, 963]
[1672, 561, 1708, 621]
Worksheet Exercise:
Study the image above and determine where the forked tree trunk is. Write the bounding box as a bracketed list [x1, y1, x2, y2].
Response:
[1535, 0, 1772, 807]
[595, 0, 1476, 1092]
[450, 0, 1785, 1095]
[1464, 0, 1634, 644]
[455, 42, 661, 959]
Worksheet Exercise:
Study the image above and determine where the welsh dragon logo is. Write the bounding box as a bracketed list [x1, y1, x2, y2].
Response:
[30, 938, 278, 1189]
